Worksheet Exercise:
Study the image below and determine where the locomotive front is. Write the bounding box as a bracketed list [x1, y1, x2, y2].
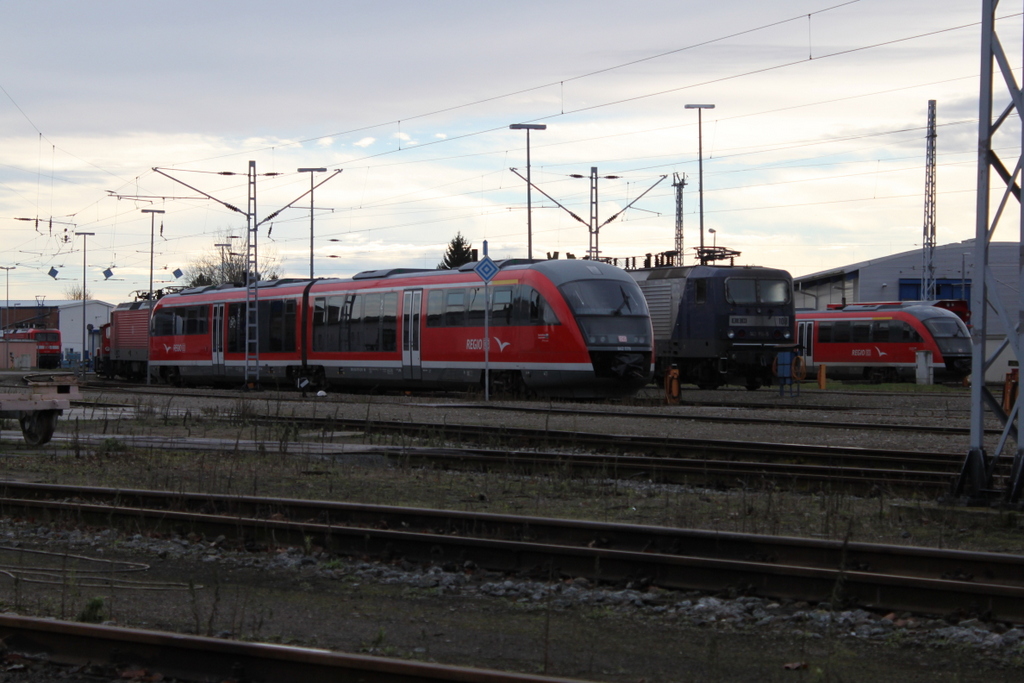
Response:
[717, 268, 795, 389]
[535, 260, 653, 396]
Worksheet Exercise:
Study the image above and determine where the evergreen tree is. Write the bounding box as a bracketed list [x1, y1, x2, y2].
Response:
[437, 232, 475, 269]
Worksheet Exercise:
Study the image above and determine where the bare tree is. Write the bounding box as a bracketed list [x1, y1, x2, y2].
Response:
[184, 231, 281, 287]
[62, 283, 91, 300]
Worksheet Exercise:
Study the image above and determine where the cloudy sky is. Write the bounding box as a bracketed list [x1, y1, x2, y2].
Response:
[0, 1, 1016, 304]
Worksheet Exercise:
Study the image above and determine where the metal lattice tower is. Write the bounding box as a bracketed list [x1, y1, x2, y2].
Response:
[672, 172, 687, 263]
[922, 100, 938, 301]
[587, 167, 599, 260]
[244, 160, 260, 388]
[955, 0, 1024, 503]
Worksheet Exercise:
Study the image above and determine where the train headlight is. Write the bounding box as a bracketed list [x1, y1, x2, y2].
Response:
[727, 330, 735, 339]
[784, 331, 792, 340]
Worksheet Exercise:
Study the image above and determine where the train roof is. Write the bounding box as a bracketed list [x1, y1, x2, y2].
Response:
[629, 264, 792, 282]
[153, 259, 636, 303]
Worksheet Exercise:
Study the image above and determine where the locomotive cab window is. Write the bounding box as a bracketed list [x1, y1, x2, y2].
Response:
[725, 278, 791, 305]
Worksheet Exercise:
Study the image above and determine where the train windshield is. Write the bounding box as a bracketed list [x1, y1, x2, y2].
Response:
[725, 278, 790, 305]
[923, 316, 970, 339]
[559, 280, 649, 317]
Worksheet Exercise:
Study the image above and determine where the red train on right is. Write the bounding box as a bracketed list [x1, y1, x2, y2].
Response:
[795, 300, 972, 383]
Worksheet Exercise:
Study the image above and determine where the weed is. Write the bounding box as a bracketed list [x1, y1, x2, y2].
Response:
[76, 596, 105, 623]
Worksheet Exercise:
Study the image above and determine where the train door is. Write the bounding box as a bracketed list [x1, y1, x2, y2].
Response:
[797, 320, 814, 368]
[402, 290, 422, 380]
[212, 303, 225, 375]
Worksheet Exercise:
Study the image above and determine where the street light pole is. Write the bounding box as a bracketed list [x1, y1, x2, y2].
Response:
[0, 266, 13, 370]
[75, 232, 95, 378]
[141, 210, 164, 385]
[509, 124, 547, 260]
[297, 168, 327, 278]
[685, 104, 715, 264]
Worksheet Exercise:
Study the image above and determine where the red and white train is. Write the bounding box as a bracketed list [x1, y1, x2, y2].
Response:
[795, 301, 972, 383]
[1, 328, 62, 369]
[101, 259, 654, 398]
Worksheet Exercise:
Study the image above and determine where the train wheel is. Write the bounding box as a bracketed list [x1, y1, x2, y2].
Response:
[745, 378, 762, 391]
[19, 410, 58, 446]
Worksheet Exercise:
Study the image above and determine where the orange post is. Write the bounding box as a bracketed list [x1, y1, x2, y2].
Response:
[1003, 369, 1019, 413]
[664, 365, 680, 404]
[817, 364, 827, 390]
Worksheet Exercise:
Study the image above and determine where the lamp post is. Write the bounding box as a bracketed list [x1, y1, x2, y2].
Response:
[215, 243, 232, 284]
[75, 232, 95, 378]
[141, 210, 164, 385]
[509, 124, 547, 260]
[297, 168, 327, 278]
[709, 228, 717, 249]
[0, 266, 13, 370]
[685, 104, 715, 264]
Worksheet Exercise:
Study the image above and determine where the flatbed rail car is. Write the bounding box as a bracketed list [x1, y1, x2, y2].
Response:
[629, 264, 795, 390]
[145, 259, 654, 398]
[0, 328, 62, 369]
[795, 302, 972, 383]
[0, 373, 76, 445]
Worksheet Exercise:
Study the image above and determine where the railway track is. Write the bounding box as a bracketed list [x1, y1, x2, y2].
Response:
[2, 482, 1022, 623]
[0, 613, 581, 683]
[2, 428, 963, 493]
[76, 382, 983, 435]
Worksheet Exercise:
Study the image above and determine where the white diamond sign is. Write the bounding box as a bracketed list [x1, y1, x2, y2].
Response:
[474, 256, 499, 283]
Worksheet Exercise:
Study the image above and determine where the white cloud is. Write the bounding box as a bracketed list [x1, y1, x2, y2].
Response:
[353, 137, 376, 148]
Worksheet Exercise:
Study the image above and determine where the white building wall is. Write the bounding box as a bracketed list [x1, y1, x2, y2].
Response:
[58, 301, 113, 361]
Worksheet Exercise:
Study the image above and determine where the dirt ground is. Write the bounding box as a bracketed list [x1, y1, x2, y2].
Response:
[0, 386, 1021, 681]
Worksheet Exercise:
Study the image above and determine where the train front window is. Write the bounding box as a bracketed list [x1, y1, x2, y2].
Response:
[924, 317, 969, 339]
[759, 279, 791, 304]
[725, 278, 790, 304]
[559, 280, 649, 317]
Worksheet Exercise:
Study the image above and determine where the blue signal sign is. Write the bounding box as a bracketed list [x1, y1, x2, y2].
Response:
[474, 256, 499, 283]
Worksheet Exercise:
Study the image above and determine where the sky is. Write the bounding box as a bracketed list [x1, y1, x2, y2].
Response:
[0, 1, 1019, 305]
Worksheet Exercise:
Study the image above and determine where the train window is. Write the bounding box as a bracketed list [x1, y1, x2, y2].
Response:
[694, 279, 708, 304]
[313, 298, 326, 327]
[152, 305, 208, 336]
[490, 287, 515, 326]
[444, 289, 466, 326]
[725, 279, 757, 304]
[227, 303, 244, 352]
[258, 299, 296, 353]
[832, 321, 851, 343]
[852, 322, 870, 343]
[521, 286, 559, 325]
[759, 280, 791, 304]
[426, 290, 444, 327]
[382, 292, 398, 351]
[817, 322, 832, 343]
[559, 280, 648, 317]
[871, 320, 890, 343]
[466, 288, 487, 326]
[896, 321, 923, 343]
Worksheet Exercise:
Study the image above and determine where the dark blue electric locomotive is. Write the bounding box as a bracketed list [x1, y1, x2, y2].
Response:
[630, 264, 795, 390]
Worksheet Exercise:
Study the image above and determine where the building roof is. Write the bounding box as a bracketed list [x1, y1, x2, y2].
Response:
[793, 239, 1007, 285]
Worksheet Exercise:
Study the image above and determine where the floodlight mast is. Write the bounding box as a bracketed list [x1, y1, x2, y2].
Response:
[685, 104, 715, 264]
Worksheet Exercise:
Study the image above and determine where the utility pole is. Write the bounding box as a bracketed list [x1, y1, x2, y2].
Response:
[510, 168, 665, 261]
[672, 173, 687, 265]
[922, 100, 938, 301]
[954, 2, 1024, 502]
[153, 162, 326, 389]
[74, 232, 95, 378]
[1, 266, 13, 369]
